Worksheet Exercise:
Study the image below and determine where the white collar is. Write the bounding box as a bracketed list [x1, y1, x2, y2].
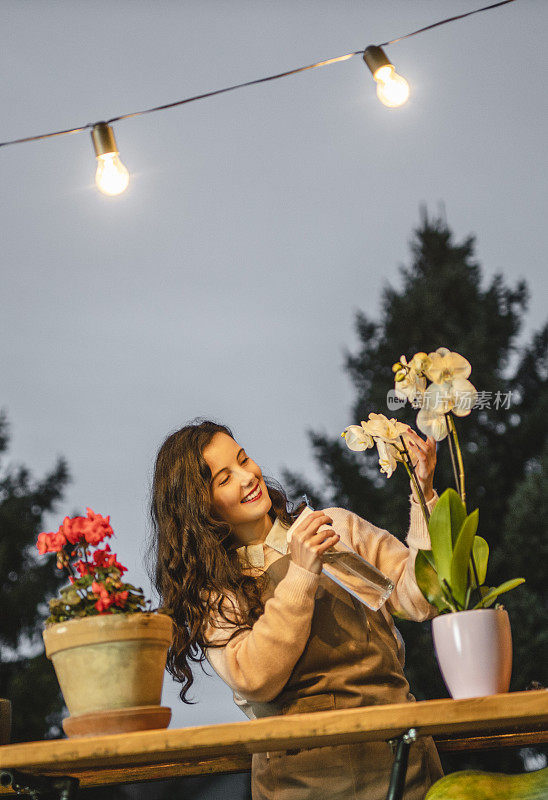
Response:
[236, 518, 289, 568]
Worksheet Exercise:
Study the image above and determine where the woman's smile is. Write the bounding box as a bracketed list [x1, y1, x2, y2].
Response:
[241, 483, 262, 503]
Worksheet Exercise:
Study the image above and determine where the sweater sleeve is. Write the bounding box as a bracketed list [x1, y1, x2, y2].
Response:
[325, 492, 439, 622]
[204, 560, 320, 702]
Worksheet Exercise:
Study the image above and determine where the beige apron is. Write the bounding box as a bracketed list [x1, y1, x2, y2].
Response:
[248, 554, 443, 800]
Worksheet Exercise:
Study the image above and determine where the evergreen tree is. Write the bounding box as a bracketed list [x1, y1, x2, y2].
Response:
[0, 411, 70, 742]
[283, 211, 547, 770]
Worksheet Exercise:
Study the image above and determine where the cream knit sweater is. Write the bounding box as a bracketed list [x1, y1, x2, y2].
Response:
[205, 494, 437, 711]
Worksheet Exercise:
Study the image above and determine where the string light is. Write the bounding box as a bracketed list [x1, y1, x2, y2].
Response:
[0, 0, 517, 197]
[363, 46, 409, 108]
[91, 123, 129, 196]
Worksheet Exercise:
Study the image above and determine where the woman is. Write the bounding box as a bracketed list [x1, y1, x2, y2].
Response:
[150, 419, 443, 800]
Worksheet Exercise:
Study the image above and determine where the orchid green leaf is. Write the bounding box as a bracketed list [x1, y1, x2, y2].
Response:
[450, 509, 479, 607]
[415, 550, 450, 612]
[428, 489, 466, 584]
[473, 578, 525, 609]
[472, 535, 489, 586]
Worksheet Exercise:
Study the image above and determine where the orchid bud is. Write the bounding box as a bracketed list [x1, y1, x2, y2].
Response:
[391, 362, 402, 373]
[394, 370, 406, 382]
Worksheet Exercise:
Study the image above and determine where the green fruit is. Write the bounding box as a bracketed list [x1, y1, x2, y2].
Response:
[425, 767, 548, 800]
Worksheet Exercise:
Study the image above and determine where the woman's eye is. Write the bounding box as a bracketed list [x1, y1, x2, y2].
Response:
[219, 475, 230, 486]
[241, 456, 249, 464]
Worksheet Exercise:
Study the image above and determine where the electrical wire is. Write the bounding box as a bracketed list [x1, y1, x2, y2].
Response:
[379, 0, 516, 46]
[0, 0, 517, 149]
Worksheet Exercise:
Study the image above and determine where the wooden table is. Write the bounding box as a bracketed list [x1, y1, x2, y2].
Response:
[1, 691, 547, 792]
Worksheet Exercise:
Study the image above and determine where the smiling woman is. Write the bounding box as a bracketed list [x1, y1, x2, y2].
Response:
[203, 434, 274, 545]
[149, 418, 443, 800]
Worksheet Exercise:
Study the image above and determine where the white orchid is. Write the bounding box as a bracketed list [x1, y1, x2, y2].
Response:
[342, 414, 412, 479]
[394, 355, 427, 402]
[416, 403, 450, 442]
[341, 425, 374, 451]
[414, 349, 477, 441]
[424, 347, 472, 384]
[360, 412, 409, 442]
[344, 413, 414, 481]
[375, 439, 401, 478]
[417, 378, 477, 440]
[409, 352, 432, 374]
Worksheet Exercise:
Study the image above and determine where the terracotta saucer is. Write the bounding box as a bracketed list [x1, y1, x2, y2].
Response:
[62, 705, 171, 737]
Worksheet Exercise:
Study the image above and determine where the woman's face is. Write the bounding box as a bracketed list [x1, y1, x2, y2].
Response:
[202, 432, 272, 544]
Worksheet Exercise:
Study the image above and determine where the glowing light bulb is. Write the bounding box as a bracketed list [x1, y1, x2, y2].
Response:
[373, 65, 410, 108]
[91, 122, 129, 196]
[363, 45, 410, 109]
[95, 153, 129, 196]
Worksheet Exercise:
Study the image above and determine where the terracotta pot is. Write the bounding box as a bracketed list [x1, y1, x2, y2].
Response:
[43, 612, 173, 736]
[432, 608, 512, 699]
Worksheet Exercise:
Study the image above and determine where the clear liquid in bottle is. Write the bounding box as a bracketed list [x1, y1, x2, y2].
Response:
[289, 500, 394, 611]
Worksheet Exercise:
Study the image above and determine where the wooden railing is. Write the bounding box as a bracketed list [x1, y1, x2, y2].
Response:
[0, 691, 547, 792]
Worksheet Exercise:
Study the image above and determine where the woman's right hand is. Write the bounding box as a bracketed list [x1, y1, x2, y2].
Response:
[289, 511, 340, 574]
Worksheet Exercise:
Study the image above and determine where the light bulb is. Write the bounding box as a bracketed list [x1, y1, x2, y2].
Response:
[91, 122, 129, 196]
[363, 46, 410, 109]
[95, 153, 130, 196]
[373, 65, 410, 108]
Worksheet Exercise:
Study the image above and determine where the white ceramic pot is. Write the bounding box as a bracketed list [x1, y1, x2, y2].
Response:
[431, 608, 512, 699]
[43, 612, 173, 736]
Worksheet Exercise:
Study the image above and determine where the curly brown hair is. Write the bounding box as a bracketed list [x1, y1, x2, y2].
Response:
[149, 419, 298, 703]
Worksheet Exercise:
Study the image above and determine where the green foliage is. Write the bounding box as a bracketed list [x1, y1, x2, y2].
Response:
[415, 490, 524, 613]
[414, 550, 450, 612]
[474, 579, 526, 610]
[0, 411, 70, 741]
[427, 488, 466, 587]
[46, 574, 147, 624]
[450, 508, 479, 608]
[472, 536, 489, 585]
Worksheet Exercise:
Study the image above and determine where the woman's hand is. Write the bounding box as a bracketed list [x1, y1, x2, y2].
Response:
[289, 511, 340, 574]
[406, 429, 436, 502]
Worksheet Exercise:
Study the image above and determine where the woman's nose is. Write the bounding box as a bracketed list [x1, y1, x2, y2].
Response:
[238, 468, 256, 487]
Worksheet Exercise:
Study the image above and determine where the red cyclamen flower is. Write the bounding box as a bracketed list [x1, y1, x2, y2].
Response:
[60, 516, 88, 545]
[84, 508, 114, 545]
[36, 530, 67, 554]
[112, 590, 129, 608]
[74, 559, 92, 576]
[91, 580, 114, 613]
[92, 545, 127, 574]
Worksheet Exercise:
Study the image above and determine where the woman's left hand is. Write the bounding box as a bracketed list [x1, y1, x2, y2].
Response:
[406, 429, 436, 502]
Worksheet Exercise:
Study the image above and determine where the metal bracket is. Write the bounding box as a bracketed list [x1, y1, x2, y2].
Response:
[386, 728, 418, 800]
[0, 769, 79, 800]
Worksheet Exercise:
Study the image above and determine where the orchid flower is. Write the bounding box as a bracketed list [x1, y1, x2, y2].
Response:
[415, 349, 477, 440]
[416, 403, 449, 442]
[393, 354, 427, 402]
[424, 347, 471, 384]
[376, 439, 400, 478]
[342, 414, 414, 480]
[341, 425, 374, 451]
[360, 412, 409, 442]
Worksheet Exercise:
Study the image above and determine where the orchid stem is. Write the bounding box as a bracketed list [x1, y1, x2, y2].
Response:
[446, 413, 481, 602]
[445, 413, 461, 497]
[447, 414, 466, 505]
[400, 436, 430, 528]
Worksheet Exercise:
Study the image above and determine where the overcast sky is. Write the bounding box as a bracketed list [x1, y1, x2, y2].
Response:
[2, 0, 547, 729]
